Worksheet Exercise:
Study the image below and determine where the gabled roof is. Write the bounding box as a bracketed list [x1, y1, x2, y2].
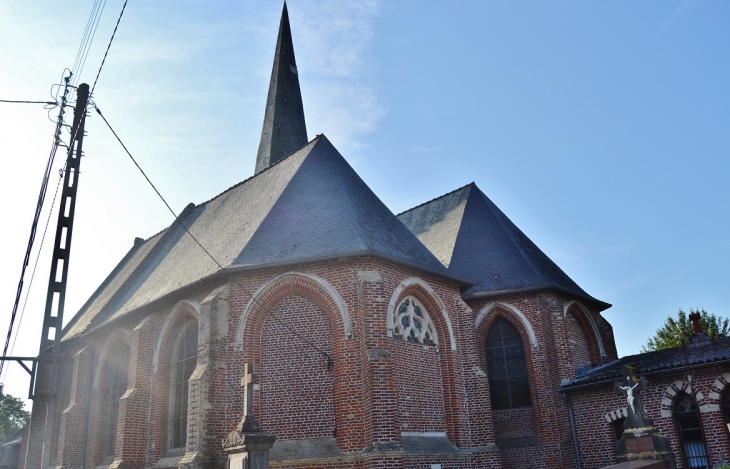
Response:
[562, 336, 730, 389]
[63, 135, 455, 340]
[398, 183, 607, 307]
[255, 2, 308, 174]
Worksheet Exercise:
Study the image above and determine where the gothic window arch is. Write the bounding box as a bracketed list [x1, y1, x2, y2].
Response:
[484, 317, 531, 410]
[99, 342, 130, 462]
[168, 320, 198, 450]
[392, 296, 438, 345]
[674, 392, 711, 469]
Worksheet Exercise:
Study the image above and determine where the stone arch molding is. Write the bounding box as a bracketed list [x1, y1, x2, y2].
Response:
[563, 300, 607, 358]
[386, 277, 456, 351]
[475, 302, 539, 350]
[660, 380, 709, 417]
[152, 299, 201, 373]
[604, 407, 628, 423]
[93, 328, 132, 389]
[235, 272, 352, 351]
[706, 371, 730, 412]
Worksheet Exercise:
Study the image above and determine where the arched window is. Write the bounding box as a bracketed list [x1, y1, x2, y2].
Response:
[612, 417, 626, 442]
[392, 296, 438, 345]
[50, 357, 73, 464]
[99, 343, 130, 462]
[484, 318, 531, 410]
[169, 322, 198, 450]
[674, 392, 711, 469]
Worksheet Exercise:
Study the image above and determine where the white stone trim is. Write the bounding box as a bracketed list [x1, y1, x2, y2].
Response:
[660, 380, 708, 417]
[563, 300, 606, 358]
[152, 300, 200, 374]
[706, 372, 730, 412]
[94, 328, 132, 389]
[392, 296, 439, 345]
[386, 277, 456, 351]
[604, 407, 628, 423]
[235, 272, 352, 351]
[475, 302, 538, 350]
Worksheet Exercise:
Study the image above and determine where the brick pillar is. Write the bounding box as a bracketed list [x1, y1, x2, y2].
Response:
[178, 284, 229, 468]
[536, 294, 577, 468]
[358, 271, 401, 453]
[109, 317, 155, 469]
[57, 346, 93, 468]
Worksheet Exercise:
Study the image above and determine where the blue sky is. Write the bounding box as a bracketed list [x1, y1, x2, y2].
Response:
[0, 1, 728, 402]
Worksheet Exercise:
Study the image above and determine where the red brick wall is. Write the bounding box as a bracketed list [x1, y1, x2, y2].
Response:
[259, 294, 336, 440]
[566, 312, 591, 370]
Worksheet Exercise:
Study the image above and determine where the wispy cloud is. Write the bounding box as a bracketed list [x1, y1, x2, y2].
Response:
[292, 0, 387, 152]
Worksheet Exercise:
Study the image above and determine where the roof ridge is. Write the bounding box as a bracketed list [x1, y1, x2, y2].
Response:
[197, 135, 322, 208]
[396, 182, 475, 217]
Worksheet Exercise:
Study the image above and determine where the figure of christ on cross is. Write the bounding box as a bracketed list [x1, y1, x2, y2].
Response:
[613, 365, 654, 430]
[237, 362, 262, 433]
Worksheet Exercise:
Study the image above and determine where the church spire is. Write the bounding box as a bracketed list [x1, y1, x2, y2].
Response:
[255, 2, 308, 175]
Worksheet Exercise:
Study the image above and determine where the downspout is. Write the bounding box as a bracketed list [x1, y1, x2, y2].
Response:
[562, 390, 583, 469]
[79, 342, 94, 469]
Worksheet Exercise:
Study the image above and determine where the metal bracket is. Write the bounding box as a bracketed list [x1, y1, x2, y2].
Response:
[0, 356, 38, 399]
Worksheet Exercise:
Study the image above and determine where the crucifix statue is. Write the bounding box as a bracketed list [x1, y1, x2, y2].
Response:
[613, 365, 654, 430]
[237, 363, 262, 433]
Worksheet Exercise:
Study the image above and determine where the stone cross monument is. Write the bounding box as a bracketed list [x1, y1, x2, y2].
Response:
[613, 365, 676, 469]
[223, 363, 276, 469]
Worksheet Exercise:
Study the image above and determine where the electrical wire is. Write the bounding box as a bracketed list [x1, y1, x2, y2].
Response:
[93, 105, 334, 367]
[91, 0, 128, 95]
[0, 75, 73, 378]
[0, 169, 64, 384]
[74, 0, 109, 86]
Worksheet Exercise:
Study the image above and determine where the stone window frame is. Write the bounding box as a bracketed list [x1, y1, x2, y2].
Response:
[97, 339, 131, 465]
[673, 391, 711, 469]
[165, 318, 199, 456]
[483, 317, 532, 411]
[392, 295, 439, 346]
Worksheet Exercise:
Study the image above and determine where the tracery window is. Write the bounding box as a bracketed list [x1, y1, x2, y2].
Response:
[392, 296, 438, 345]
[99, 344, 130, 461]
[674, 392, 711, 469]
[169, 322, 198, 450]
[484, 318, 531, 410]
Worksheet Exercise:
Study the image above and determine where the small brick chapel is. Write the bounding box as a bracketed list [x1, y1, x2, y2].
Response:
[20, 4, 730, 469]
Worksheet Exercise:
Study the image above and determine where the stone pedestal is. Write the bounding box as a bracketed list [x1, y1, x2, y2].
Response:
[616, 426, 676, 469]
[223, 431, 276, 469]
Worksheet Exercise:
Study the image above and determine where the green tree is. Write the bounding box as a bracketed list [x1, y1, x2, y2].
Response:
[642, 308, 730, 352]
[0, 393, 30, 444]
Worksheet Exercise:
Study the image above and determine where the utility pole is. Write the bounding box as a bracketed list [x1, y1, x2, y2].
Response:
[24, 83, 89, 469]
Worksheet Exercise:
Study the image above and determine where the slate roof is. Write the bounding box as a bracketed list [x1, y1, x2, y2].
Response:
[398, 183, 608, 307]
[255, 2, 308, 175]
[63, 135, 456, 340]
[562, 336, 730, 389]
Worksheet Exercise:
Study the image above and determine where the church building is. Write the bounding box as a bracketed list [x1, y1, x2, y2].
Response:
[20, 4, 730, 469]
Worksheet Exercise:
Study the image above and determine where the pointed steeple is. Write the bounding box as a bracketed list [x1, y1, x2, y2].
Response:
[255, 2, 308, 175]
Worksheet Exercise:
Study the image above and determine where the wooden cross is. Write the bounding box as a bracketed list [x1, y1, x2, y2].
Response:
[237, 363, 261, 433]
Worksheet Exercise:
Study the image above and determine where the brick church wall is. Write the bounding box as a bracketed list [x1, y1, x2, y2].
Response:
[259, 294, 336, 440]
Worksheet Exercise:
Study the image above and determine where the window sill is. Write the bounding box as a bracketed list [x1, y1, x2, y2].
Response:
[491, 407, 533, 414]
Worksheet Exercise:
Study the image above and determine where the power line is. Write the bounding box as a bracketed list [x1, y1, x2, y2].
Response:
[0, 169, 64, 384]
[93, 105, 334, 367]
[91, 0, 129, 95]
[73, 0, 109, 86]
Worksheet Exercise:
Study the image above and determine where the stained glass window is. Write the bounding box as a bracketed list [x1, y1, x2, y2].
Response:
[392, 297, 438, 345]
[484, 318, 531, 410]
[674, 393, 710, 469]
[169, 322, 198, 449]
[100, 344, 130, 460]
